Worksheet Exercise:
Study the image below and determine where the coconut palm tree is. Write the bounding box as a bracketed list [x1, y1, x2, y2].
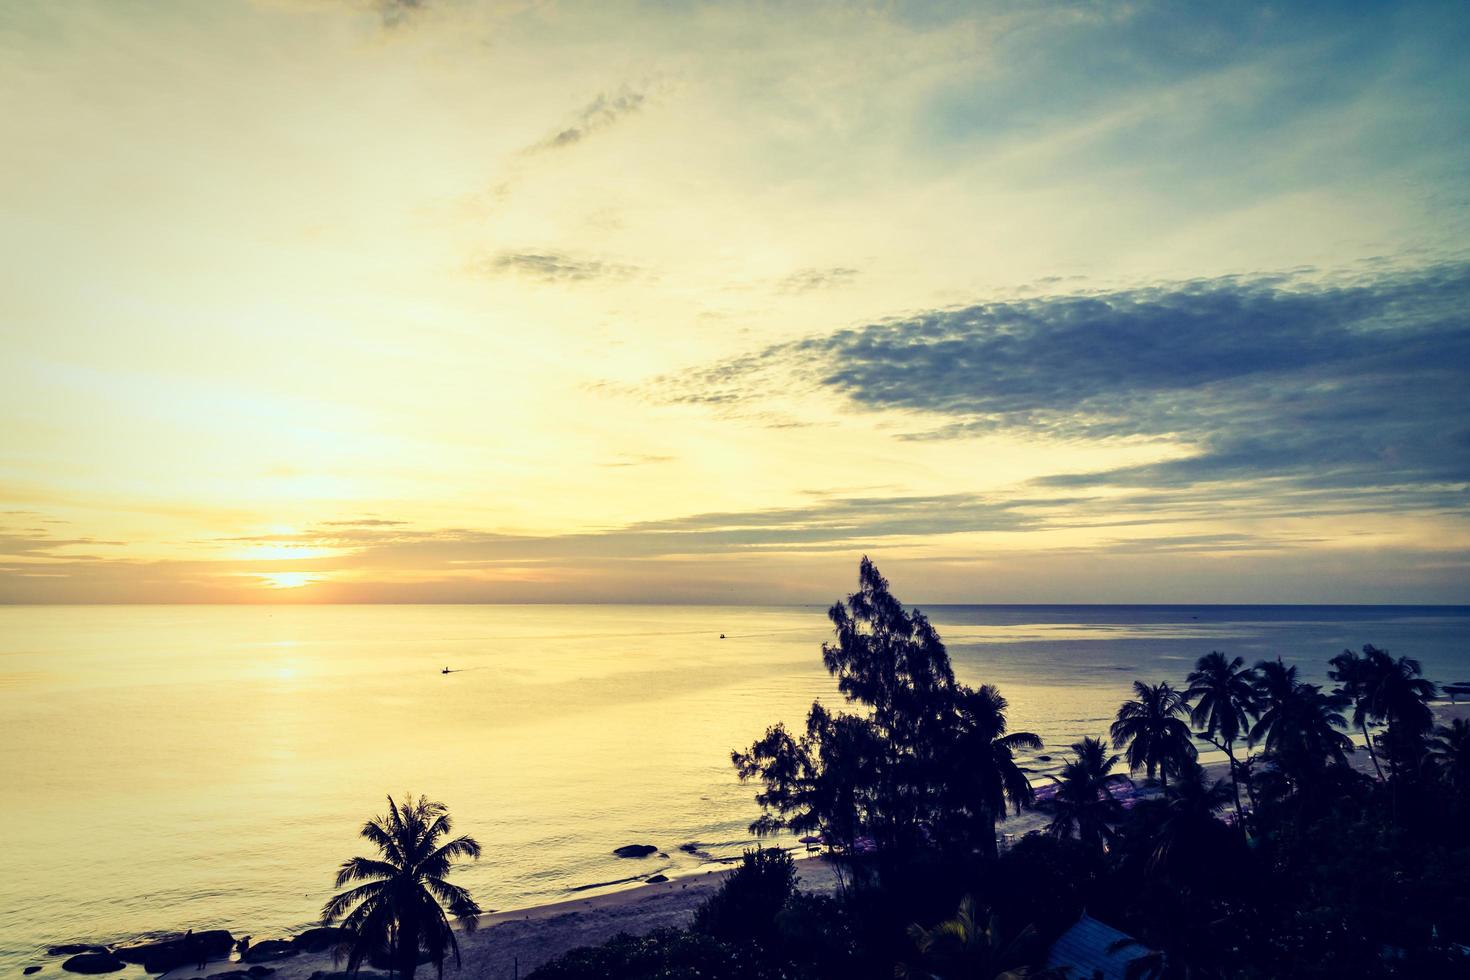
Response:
[947, 683, 1042, 860]
[1047, 737, 1131, 856]
[1328, 648, 1385, 780]
[1249, 659, 1352, 785]
[1184, 652, 1257, 820]
[1428, 717, 1470, 803]
[1359, 646, 1437, 781]
[1110, 681, 1197, 791]
[1146, 760, 1237, 880]
[896, 894, 1052, 980]
[322, 795, 483, 980]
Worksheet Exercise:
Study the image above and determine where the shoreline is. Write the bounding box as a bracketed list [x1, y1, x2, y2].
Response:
[40, 701, 1470, 980]
[145, 856, 842, 980]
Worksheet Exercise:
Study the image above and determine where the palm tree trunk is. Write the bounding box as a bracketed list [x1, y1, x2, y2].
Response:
[397, 912, 419, 980]
[1224, 744, 1245, 827]
[980, 808, 999, 862]
[1361, 718, 1384, 781]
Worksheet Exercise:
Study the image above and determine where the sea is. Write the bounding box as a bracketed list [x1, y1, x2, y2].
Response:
[2, 604, 1467, 971]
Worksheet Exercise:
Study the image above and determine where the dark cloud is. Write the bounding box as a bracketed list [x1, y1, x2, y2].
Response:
[779, 267, 859, 293]
[533, 87, 647, 152]
[648, 264, 1470, 503]
[474, 250, 640, 283]
[380, 0, 424, 26]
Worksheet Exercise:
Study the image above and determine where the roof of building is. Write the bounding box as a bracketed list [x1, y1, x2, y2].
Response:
[1044, 912, 1154, 980]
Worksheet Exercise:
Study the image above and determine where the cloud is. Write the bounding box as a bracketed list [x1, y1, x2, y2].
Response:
[647, 263, 1470, 504]
[6, 479, 1466, 603]
[266, 0, 431, 29]
[532, 86, 647, 152]
[0, 522, 123, 561]
[779, 267, 859, 293]
[319, 518, 409, 527]
[473, 250, 641, 283]
[597, 454, 675, 468]
[376, 0, 425, 28]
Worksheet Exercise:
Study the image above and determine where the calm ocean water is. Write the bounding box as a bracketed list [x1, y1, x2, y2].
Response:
[2, 604, 1467, 971]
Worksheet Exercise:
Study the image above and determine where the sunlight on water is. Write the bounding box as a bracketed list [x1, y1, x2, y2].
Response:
[0, 604, 1465, 971]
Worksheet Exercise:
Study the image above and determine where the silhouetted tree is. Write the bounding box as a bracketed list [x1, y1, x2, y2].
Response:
[738, 558, 1034, 874]
[895, 895, 1049, 980]
[693, 848, 798, 952]
[1047, 737, 1130, 856]
[1359, 645, 1436, 783]
[1249, 659, 1352, 785]
[1145, 760, 1236, 881]
[733, 704, 882, 858]
[1328, 647, 1386, 780]
[321, 794, 481, 980]
[822, 557, 957, 851]
[1111, 681, 1197, 792]
[1427, 717, 1470, 804]
[945, 684, 1041, 861]
[1184, 652, 1257, 820]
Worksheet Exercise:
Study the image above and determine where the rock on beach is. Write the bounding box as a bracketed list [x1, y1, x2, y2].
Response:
[60, 954, 125, 975]
[114, 931, 234, 973]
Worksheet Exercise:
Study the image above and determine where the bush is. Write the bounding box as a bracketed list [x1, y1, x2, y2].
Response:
[692, 848, 798, 949]
[525, 928, 773, 980]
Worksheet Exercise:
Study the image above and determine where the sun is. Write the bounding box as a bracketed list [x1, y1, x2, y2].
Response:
[258, 572, 320, 589]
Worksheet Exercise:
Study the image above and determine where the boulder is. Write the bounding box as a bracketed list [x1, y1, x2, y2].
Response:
[290, 928, 351, 953]
[114, 931, 234, 973]
[48, 947, 105, 957]
[61, 954, 125, 975]
[646, 874, 669, 884]
[612, 844, 657, 858]
[113, 934, 232, 969]
[241, 940, 297, 963]
[247, 967, 276, 977]
[25, 967, 42, 975]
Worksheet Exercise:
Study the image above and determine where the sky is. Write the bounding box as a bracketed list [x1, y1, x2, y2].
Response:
[2, 0, 1468, 604]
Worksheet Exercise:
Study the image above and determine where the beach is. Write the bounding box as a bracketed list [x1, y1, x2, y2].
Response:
[144, 859, 844, 980]
[117, 701, 1464, 980]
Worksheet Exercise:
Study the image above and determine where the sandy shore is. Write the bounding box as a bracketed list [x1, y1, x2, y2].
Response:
[152, 701, 1470, 980]
[157, 858, 841, 980]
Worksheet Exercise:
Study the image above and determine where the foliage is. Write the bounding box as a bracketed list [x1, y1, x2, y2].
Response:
[895, 895, 1051, 980]
[1046, 737, 1130, 855]
[1111, 681, 1198, 789]
[1184, 652, 1257, 817]
[1428, 717, 1470, 803]
[1249, 658, 1354, 785]
[692, 848, 798, 950]
[944, 684, 1042, 860]
[575, 560, 1462, 980]
[321, 795, 481, 980]
[733, 558, 1039, 867]
[525, 928, 776, 980]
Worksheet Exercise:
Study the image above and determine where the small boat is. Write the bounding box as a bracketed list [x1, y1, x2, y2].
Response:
[441, 667, 452, 674]
[719, 633, 726, 639]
